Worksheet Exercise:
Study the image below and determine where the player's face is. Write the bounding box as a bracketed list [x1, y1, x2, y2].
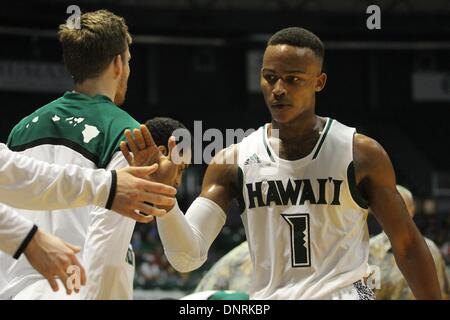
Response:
[260, 45, 326, 124]
[114, 48, 131, 106]
[173, 163, 187, 188]
[158, 145, 189, 188]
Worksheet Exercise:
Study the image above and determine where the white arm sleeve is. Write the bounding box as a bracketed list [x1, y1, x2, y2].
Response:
[81, 152, 136, 300]
[0, 143, 113, 210]
[156, 197, 226, 273]
[0, 203, 35, 258]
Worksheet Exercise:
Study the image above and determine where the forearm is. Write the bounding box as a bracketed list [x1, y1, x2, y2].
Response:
[393, 231, 442, 299]
[0, 144, 113, 210]
[0, 203, 37, 258]
[156, 197, 226, 272]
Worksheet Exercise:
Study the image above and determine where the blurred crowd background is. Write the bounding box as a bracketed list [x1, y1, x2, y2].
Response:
[0, 0, 449, 295]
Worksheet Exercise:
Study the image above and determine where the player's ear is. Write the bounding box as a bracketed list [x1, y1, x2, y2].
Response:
[112, 54, 123, 79]
[315, 73, 327, 92]
[158, 145, 168, 156]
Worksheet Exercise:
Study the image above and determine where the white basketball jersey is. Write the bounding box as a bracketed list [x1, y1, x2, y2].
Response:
[237, 118, 370, 300]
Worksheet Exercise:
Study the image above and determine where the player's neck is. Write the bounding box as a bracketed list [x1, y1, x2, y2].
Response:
[270, 113, 321, 143]
[269, 114, 325, 160]
[73, 79, 116, 103]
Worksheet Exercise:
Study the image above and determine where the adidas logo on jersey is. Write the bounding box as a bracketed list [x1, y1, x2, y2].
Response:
[244, 153, 262, 165]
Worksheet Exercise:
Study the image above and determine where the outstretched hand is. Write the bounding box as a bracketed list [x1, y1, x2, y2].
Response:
[120, 125, 179, 187]
[112, 164, 177, 222]
[24, 229, 87, 295]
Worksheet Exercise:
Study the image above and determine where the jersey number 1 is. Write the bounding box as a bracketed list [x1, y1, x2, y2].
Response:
[281, 214, 311, 267]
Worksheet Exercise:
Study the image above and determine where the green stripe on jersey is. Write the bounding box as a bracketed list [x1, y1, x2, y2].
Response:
[7, 91, 140, 168]
[312, 118, 333, 160]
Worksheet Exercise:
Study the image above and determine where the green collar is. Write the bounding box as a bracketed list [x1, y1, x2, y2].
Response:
[63, 91, 113, 103]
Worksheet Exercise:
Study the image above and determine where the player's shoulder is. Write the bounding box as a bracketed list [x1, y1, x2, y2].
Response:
[72, 94, 139, 143]
[352, 133, 395, 185]
[53, 91, 138, 131]
[95, 106, 139, 167]
[8, 92, 138, 168]
[79, 95, 139, 131]
[100, 110, 138, 140]
[354, 133, 381, 148]
[204, 144, 241, 196]
[10, 93, 109, 134]
[211, 144, 239, 166]
[7, 94, 83, 147]
[353, 133, 390, 164]
[107, 107, 139, 133]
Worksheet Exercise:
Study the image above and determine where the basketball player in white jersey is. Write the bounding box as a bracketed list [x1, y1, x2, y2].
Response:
[122, 27, 441, 299]
[0, 10, 174, 300]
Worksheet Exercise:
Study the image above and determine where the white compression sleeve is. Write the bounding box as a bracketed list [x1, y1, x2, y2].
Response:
[0, 143, 112, 210]
[0, 203, 35, 258]
[156, 197, 226, 273]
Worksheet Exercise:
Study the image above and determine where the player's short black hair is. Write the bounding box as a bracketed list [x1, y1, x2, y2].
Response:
[144, 117, 188, 148]
[268, 27, 324, 62]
